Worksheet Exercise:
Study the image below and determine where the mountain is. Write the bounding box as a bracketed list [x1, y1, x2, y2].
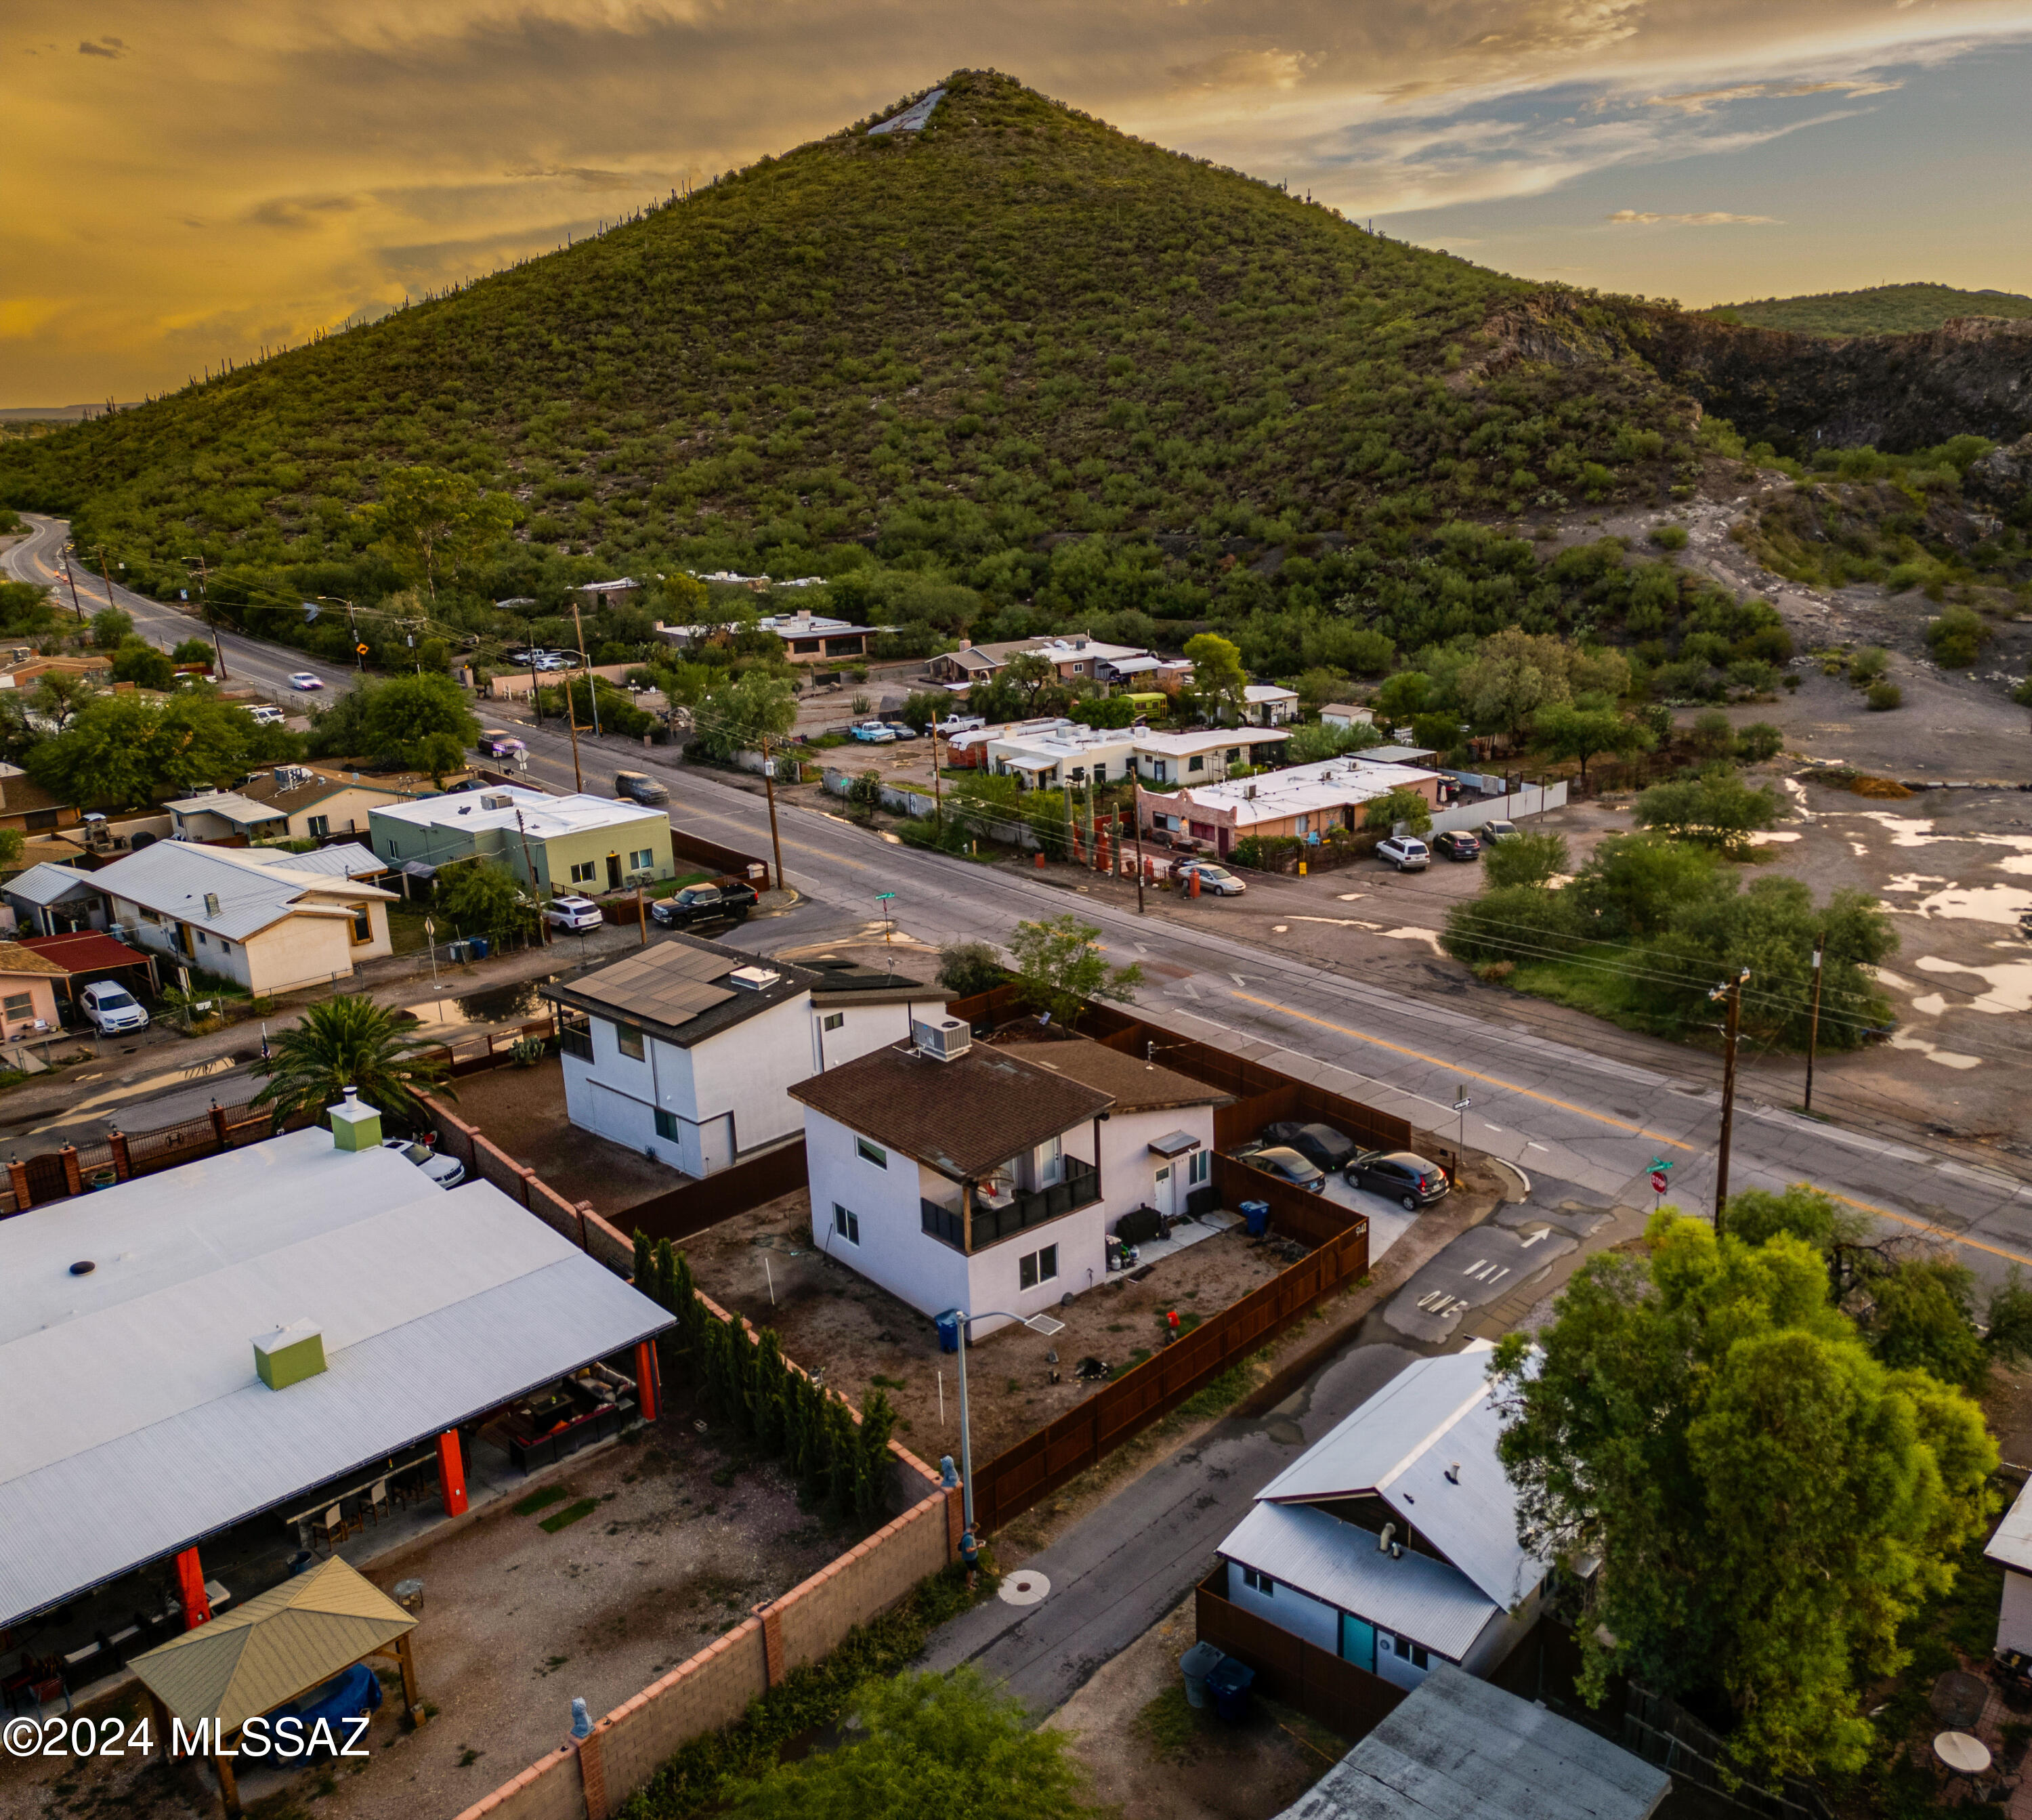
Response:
[1703, 283, 2032, 339]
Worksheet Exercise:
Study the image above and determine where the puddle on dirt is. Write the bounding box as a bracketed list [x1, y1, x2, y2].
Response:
[1896, 884, 2032, 925]
[404, 976, 558, 1029]
[1914, 953, 2032, 1015]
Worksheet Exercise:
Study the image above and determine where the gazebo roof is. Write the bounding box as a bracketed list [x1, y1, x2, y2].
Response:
[127, 1557, 413, 1733]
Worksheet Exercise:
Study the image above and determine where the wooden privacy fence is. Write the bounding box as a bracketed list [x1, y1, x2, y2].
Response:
[968, 1207, 1370, 1536]
[0, 1099, 307, 1216]
[669, 825, 771, 884]
[622, 1139, 809, 1248]
[1195, 1567, 1409, 1741]
[411, 1017, 559, 1079]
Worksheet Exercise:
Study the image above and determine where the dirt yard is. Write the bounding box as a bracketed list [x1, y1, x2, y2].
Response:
[0, 1399, 844, 1820]
[682, 1188, 1318, 1466]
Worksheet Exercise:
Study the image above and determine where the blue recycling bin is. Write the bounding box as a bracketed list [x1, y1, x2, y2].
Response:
[1206, 1655, 1256, 1723]
[936, 1312, 961, 1354]
[467, 935, 490, 959]
[1241, 1200, 1271, 1237]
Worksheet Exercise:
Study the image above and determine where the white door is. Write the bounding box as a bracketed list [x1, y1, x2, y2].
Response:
[1153, 1164, 1174, 1216]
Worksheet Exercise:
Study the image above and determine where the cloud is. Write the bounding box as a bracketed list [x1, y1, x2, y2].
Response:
[503, 164, 643, 193]
[1168, 49, 1317, 93]
[244, 194, 371, 232]
[76, 35, 124, 58]
[1607, 209, 1780, 225]
[1645, 76, 1902, 112]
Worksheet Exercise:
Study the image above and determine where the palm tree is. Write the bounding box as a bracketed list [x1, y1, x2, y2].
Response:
[250, 994, 452, 1129]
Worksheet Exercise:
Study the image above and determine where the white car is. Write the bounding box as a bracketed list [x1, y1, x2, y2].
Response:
[80, 980, 150, 1034]
[1176, 861, 1246, 896]
[1375, 836, 1431, 872]
[287, 672, 324, 692]
[545, 894, 605, 934]
[380, 1137, 465, 1189]
[244, 704, 286, 726]
[534, 654, 570, 672]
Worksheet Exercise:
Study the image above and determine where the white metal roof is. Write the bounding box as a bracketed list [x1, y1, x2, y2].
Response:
[1135, 727, 1290, 757]
[1245, 683, 1300, 702]
[3, 860, 102, 908]
[1219, 1500, 1501, 1662]
[1276, 1666, 1670, 1820]
[164, 791, 285, 826]
[1256, 1343, 1548, 1610]
[1989, 1476, 2032, 1573]
[372, 784, 664, 842]
[236, 841, 385, 880]
[1166, 756, 1440, 829]
[0, 1127, 669, 1624]
[89, 842, 395, 940]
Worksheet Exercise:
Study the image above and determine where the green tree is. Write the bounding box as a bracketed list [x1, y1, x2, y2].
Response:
[1362, 786, 1431, 834]
[1183, 632, 1248, 721]
[1925, 604, 1993, 669]
[0, 828, 24, 873]
[89, 606, 133, 650]
[1688, 708, 1735, 759]
[1006, 914, 1143, 1025]
[937, 941, 1005, 997]
[0, 580, 58, 639]
[692, 669, 797, 761]
[171, 637, 215, 666]
[434, 860, 535, 946]
[358, 467, 515, 601]
[1483, 830, 1568, 890]
[846, 769, 883, 820]
[1571, 834, 1729, 937]
[1372, 670, 1431, 725]
[722, 1668, 1097, 1820]
[355, 673, 481, 780]
[1632, 767, 1785, 857]
[1493, 1212, 1995, 1780]
[1531, 702, 1654, 783]
[1000, 650, 1058, 713]
[30, 671, 95, 731]
[1282, 719, 1382, 764]
[1441, 882, 1583, 967]
[25, 694, 165, 807]
[1733, 721, 1783, 763]
[1457, 628, 1575, 735]
[248, 994, 453, 1128]
[110, 639, 175, 692]
[897, 689, 958, 732]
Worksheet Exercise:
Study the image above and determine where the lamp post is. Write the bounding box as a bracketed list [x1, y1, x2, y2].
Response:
[940, 1306, 1066, 1532]
[1708, 967, 1750, 1233]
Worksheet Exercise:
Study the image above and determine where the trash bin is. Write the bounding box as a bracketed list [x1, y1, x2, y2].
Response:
[446, 939, 470, 963]
[1242, 1200, 1271, 1237]
[1180, 1642, 1225, 1710]
[393, 1578, 425, 1615]
[936, 1312, 960, 1355]
[1206, 1655, 1256, 1723]
[286, 1550, 314, 1578]
[467, 935, 490, 959]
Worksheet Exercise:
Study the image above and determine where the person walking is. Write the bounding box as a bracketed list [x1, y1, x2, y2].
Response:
[960, 1527, 980, 1592]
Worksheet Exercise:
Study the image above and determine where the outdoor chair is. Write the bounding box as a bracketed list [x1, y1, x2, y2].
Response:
[29, 1676, 68, 1719]
[312, 1503, 359, 1552]
[364, 1480, 390, 1526]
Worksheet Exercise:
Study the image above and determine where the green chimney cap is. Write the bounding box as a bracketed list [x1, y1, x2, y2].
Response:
[254, 1321, 327, 1391]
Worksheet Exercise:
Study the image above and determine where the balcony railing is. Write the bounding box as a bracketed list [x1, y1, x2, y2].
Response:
[557, 1019, 593, 1062]
[920, 1156, 1101, 1252]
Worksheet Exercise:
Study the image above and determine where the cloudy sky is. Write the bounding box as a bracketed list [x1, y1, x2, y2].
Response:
[7, 0, 2031, 407]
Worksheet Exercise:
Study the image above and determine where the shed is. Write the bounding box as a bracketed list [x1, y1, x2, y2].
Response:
[1272, 1663, 1669, 1820]
[128, 1555, 422, 1815]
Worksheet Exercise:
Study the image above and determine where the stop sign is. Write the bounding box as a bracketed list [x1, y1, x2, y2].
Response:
[1649, 1170, 1669, 1195]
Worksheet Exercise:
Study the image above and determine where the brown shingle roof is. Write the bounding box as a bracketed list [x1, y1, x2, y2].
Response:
[997, 1036, 1231, 1114]
[789, 1039, 1114, 1181]
[0, 941, 68, 979]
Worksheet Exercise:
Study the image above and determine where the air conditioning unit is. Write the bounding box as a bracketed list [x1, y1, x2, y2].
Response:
[727, 965, 780, 992]
[912, 1017, 971, 1063]
[480, 792, 513, 811]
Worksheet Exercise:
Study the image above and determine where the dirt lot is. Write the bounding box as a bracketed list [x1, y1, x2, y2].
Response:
[684, 1188, 1326, 1466]
[0, 1401, 844, 1820]
[448, 1055, 687, 1216]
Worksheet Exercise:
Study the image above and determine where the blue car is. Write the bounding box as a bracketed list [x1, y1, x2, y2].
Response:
[850, 722, 897, 744]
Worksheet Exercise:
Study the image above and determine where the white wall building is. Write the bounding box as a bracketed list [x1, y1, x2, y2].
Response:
[1141, 755, 1443, 855]
[1216, 1343, 1550, 1693]
[1241, 683, 1301, 726]
[545, 935, 948, 1178]
[1132, 727, 1289, 786]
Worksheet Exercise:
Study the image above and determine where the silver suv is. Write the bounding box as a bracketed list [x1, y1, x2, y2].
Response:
[545, 894, 605, 933]
[1374, 836, 1430, 872]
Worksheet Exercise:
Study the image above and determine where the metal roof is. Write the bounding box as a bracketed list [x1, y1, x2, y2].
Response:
[238, 841, 385, 880]
[0, 1128, 669, 1626]
[164, 790, 286, 827]
[3, 860, 103, 908]
[1256, 1344, 1548, 1610]
[1988, 1476, 2032, 1573]
[1218, 1501, 1500, 1662]
[1275, 1665, 1669, 1820]
[87, 842, 395, 941]
[128, 1557, 414, 1732]
[372, 784, 664, 843]
[15, 931, 153, 974]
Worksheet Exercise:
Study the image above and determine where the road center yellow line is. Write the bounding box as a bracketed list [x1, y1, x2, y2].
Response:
[1227, 990, 1697, 1153]
[1827, 1192, 2032, 1269]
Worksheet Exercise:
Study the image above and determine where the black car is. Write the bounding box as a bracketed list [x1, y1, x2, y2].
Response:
[1260, 1120, 1360, 1174]
[650, 878, 760, 929]
[1237, 1145, 1327, 1193]
[1432, 830, 1481, 862]
[1345, 1149, 1449, 1211]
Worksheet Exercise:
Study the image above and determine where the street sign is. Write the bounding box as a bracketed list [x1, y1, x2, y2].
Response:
[876, 892, 895, 902]
[356, 642, 370, 656]
[1649, 1170, 1669, 1195]
[1452, 1097, 1473, 1112]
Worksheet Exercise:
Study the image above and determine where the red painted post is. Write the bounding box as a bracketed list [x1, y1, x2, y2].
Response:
[435, 1429, 468, 1517]
[175, 1548, 212, 1628]
[634, 1339, 660, 1422]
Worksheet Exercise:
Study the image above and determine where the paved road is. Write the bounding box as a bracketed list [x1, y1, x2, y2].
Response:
[9, 513, 2032, 1284]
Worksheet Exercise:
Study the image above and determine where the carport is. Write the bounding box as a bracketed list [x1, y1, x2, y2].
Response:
[16, 929, 161, 1003]
[126, 1557, 423, 1817]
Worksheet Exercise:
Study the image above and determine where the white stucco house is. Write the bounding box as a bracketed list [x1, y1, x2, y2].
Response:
[786, 1027, 1229, 1334]
[543, 935, 948, 1178]
[87, 841, 395, 996]
[1216, 1342, 1551, 1693]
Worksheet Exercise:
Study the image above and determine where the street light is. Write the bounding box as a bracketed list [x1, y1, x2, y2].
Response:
[940, 1307, 1066, 1533]
[318, 596, 364, 669]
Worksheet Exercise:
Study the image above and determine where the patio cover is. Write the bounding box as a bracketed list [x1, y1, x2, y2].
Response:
[127, 1557, 413, 1733]
[15, 931, 154, 976]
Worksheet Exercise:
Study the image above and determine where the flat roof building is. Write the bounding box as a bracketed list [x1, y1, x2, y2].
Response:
[368, 783, 676, 899]
[1141, 755, 1441, 854]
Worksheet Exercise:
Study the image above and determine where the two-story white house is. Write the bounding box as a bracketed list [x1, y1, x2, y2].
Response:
[1216, 1342, 1551, 1694]
[543, 935, 948, 1178]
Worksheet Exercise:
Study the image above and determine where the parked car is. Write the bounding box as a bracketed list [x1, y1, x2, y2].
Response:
[242, 703, 287, 726]
[287, 672, 324, 692]
[478, 729, 528, 759]
[1432, 830, 1481, 862]
[534, 654, 570, 671]
[1175, 860, 1246, 895]
[882, 722, 919, 740]
[613, 769, 669, 805]
[545, 894, 605, 934]
[1478, 819, 1519, 845]
[380, 1137, 466, 1189]
[1237, 1145, 1327, 1192]
[80, 980, 150, 1034]
[1260, 1120, 1359, 1174]
[650, 878, 759, 928]
[1345, 1149, 1450, 1211]
[508, 649, 541, 665]
[850, 722, 897, 744]
[1375, 836, 1430, 872]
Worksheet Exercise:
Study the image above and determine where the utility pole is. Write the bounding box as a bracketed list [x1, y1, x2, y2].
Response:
[636, 883, 648, 946]
[570, 602, 601, 737]
[96, 546, 117, 616]
[513, 807, 551, 946]
[186, 554, 226, 679]
[929, 719, 944, 831]
[528, 646, 543, 725]
[1131, 775, 1147, 914]
[1709, 968, 1749, 1233]
[1803, 937, 1825, 1114]
[760, 734, 786, 892]
[60, 549, 85, 622]
[561, 663, 584, 792]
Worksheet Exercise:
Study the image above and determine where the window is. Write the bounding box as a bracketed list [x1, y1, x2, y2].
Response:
[1393, 1636, 1430, 1670]
[616, 1024, 645, 1061]
[1187, 1148, 1211, 1187]
[308, 815, 329, 839]
[1187, 755, 1206, 774]
[833, 1204, 861, 1246]
[1, 993, 31, 1021]
[570, 860, 597, 885]
[654, 1108, 681, 1141]
[1241, 1567, 1274, 1596]
[1018, 1244, 1058, 1291]
[822, 1011, 845, 1032]
[195, 931, 208, 946]
[856, 1136, 888, 1169]
[349, 904, 373, 944]
[629, 848, 654, 871]
[1227, 748, 1242, 765]
[219, 939, 232, 954]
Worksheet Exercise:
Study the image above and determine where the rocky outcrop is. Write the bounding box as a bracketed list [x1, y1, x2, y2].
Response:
[1965, 433, 2032, 505]
[1485, 296, 2032, 455]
